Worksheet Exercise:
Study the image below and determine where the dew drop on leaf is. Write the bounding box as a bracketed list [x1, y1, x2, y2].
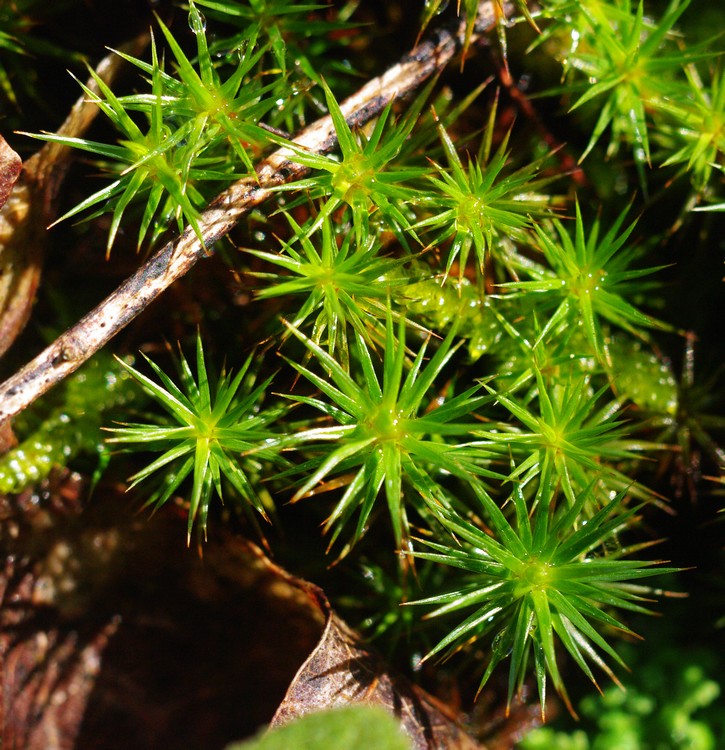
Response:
[188, 8, 207, 35]
[492, 628, 512, 657]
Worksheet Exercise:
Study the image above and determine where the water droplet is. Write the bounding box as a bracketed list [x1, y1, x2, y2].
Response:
[411, 652, 423, 672]
[188, 8, 207, 35]
[427, 0, 450, 15]
[491, 629, 512, 657]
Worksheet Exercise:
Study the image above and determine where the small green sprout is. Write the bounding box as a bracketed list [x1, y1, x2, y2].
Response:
[194, 0, 360, 131]
[277, 315, 501, 557]
[655, 63, 725, 190]
[22, 2, 278, 253]
[476, 365, 659, 509]
[410, 481, 677, 715]
[558, 0, 710, 171]
[246, 213, 408, 368]
[413, 104, 555, 280]
[502, 201, 671, 365]
[278, 79, 429, 248]
[107, 335, 284, 543]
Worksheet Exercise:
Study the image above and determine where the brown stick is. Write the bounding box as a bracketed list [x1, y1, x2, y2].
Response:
[0, 2, 504, 423]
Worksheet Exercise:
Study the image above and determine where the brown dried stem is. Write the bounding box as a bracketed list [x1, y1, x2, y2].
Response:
[0, 2, 505, 423]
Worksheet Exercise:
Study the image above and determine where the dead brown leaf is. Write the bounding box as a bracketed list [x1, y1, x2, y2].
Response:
[0, 480, 325, 750]
[1, 474, 538, 750]
[0, 135, 21, 212]
[271, 600, 485, 750]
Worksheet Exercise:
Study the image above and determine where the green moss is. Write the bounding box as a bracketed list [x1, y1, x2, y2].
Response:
[1, 0, 723, 727]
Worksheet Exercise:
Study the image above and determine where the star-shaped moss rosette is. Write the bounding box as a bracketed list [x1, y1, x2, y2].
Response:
[501, 201, 672, 366]
[413, 107, 556, 281]
[275, 315, 502, 558]
[21, 2, 280, 254]
[246, 213, 408, 370]
[555, 0, 713, 171]
[276, 78, 429, 249]
[654, 63, 725, 191]
[193, 0, 361, 132]
[106, 335, 285, 542]
[474, 370, 661, 510]
[409, 480, 678, 716]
